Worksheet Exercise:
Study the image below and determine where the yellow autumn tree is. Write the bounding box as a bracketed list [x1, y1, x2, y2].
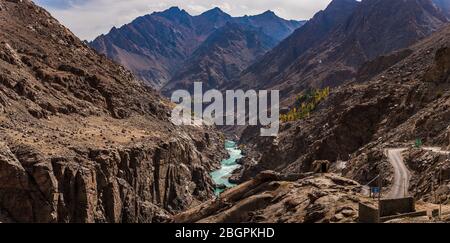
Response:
[280, 87, 330, 123]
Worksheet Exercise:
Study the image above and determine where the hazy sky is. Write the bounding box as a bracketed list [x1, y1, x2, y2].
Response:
[35, 0, 332, 41]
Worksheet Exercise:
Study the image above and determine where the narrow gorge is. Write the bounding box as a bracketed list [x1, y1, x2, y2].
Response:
[210, 140, 243, 195]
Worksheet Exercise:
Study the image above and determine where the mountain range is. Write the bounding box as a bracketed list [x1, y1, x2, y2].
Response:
[161, 22, 278, 94]
[236, 0, 449, 104]
[90, 7, 304, 89]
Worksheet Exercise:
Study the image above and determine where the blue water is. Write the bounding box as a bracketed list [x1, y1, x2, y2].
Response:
[210, 140, 243, 195]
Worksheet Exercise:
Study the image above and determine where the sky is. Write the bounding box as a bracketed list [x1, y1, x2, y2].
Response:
[35, 0, 332, 41]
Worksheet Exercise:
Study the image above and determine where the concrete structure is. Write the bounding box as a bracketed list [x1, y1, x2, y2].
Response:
[358, 197, 425, 223]
[380, 211, 427, 222]
[379, 197, 415, 217]
[358, 203, 379, 223]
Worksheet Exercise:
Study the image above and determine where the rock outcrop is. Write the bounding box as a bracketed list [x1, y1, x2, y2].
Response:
[173, 171, 368, 223]
[403, 148, 450, 204]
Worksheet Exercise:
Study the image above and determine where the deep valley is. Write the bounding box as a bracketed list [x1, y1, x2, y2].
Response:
[0, 0, 450, 224]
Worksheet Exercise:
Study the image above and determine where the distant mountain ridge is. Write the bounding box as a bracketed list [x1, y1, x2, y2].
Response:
[90, 7, 304, 89]
[236, 0, 448, 103]
[162, 22, 278, 94]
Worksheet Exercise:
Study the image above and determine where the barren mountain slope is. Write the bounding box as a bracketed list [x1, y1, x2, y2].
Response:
[235, 23, 450, 189]
[238, 0, 448, 104]
[0, 0, 226, 223]
[162, 23, 277, 94]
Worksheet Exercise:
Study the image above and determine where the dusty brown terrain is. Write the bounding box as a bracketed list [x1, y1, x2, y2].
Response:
[0, 0, 226, 223]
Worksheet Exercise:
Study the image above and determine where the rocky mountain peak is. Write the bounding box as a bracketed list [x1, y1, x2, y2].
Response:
[162, 22, 278, 94]
[160, 6, 183, 15]
[342, 0, 448, 60]
[260, 10, 277, 18]
[154, 6, 192, 24]
[325, 0, 359, 12]
[200, 7, 230, 18]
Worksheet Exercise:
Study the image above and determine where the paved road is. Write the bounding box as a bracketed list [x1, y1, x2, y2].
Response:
[385, 148, 410, 199]
[385, 146, 449, 199]
[423, 147, 450, 155]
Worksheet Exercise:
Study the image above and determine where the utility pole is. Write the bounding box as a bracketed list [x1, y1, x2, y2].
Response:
[378, 174, 382, 202]
[440, 167, 443, 220]
[378, 174, 382, 223]
[404, 178, 407, 198]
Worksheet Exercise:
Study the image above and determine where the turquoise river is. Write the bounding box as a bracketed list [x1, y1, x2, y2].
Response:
[210, 140, 243, 195]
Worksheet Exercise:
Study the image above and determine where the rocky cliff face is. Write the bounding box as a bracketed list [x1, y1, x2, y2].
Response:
[238, 0, 448, 103]
[0, 0, 226, 223]
[403, 148, 450, 204]
[235, 23, 450, 187]
[90, 7, 304, 89]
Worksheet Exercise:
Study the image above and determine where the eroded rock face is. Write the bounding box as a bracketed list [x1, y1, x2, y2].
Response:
[403, 148, 450, 204]
[0, 122, 225, 223]
[0, 0, 226, 223]
[174, 171, 367, 223]
[425, 46, 450, 83]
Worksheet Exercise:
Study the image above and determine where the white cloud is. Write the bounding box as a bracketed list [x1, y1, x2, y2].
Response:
[35, 0, 332, 41]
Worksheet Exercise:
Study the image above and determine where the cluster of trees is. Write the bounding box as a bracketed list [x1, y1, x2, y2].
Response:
[280, 87, 330, 122]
